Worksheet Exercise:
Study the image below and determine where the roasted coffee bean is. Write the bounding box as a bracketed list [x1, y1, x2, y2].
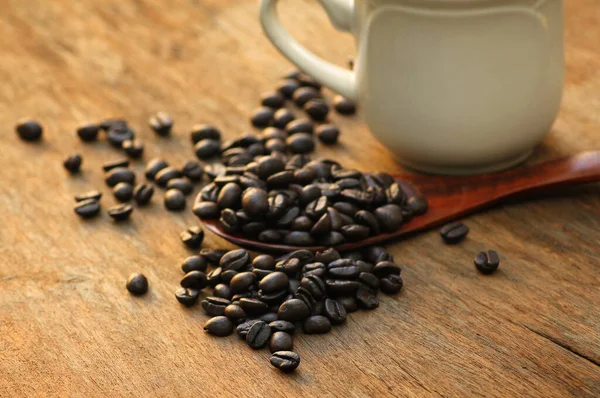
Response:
[107, 125, 135, 148]
[259, 289, 288, 305]
[380, 274, 403, 294]
[356, 260, 374, 274]
[338, 189, 372, 207]
[242, 222, 266, 237]
[341, 224, 370, 241]
[261, 313, 282, 324]
[285, 118, 314, 135]
[303, 315, 331, 334]
[474, 250, 500, 274]
[191, 124, 221, 143]
[300, 275, 326, 299]
[323, 298, 346, 324]
[291, 216, 313, 231]
[204, 163, 227, 181]
[313, 248, 340, 265]
[372, 261, 401, 278]
[316, 124, 340, 145]
[268, 320, 295, 335]
[63, 154, 82, 173]
[201, 297, 231, 316]
[251, 107, 275, 128]
[276, 79, 301, 99]
[175, 287, 199, 307]
[337, 296, 358, 313]
[286, 133, 315, 154]
[155, 166, 182, 187]
[246, 321, 271, 349]
[374, 204, 404, 232]
[256, 156, 285, 179]
[122, 139, 144, 158]
[270, 351, 300, 373]
[333, 201, 358, 216]
[274, 258, 301, 276]
[332, 168, 361, 180]
[336, 178, 361, 190]
[240, 187, 268, 217]
[264, 138, 286, 154]
[107, 203, 133, 221]
[272, 108, 295, 129]
[292, 86, 320, 107]
[326, 279, 360, 296]
[302, 262, 326, 279]
[105, 167, 135, 187]
[144, 158, 168, 180]
[259, 229, 282, 243]
[269, 331, 293, 353]
[133, 183, 154, 206]
[16, 118, 43, 141]
[103, 158, 130, 173]
[294, 286, 316, 312]
[230, 272, 257, 294]
[386, 183, 406, 206]
[182, 255, 208, 273]
[259, 272, 289, 293]
[304, 99, 329, 122]
[292, 167, 317, 186]
[76, 123, 100, 142]
[165, 177, 193, 195]
[180, 160, 204, 182]
[75, 191, 102, 202]
[283, 231, 314, 246]
[364, 246, 386, 264]
[206, 267, 223, 287]
[164, 189, 186, 211]
[327, 259, 360, 280]
[310, 213, 331, 236]
[267, 170, 295, 187]
[99, 118, 127, 132]
[180, 226, 204, 249]
[239, 298, 269, 315]
[440, 221, 470, 244]
[358, 272, 379, 293]
[333, 95, 357, 115]
[356, 288, 379, 310]
[221, 269, 238, 285]
[220, 249, 250, 271]
[204, 316, 234, 336]
[224, 304, 247, 322]
[405, 196, 427, 216]
[181, 270, 207, 291]
[74, 199, 100, 219]
[194, 139, 221, 159]
[305, 159, 332, 179]
[275, 206, 300, 228]
[305, 196, 329, 220]
[252, 254, 276, 270]
[277, 298, 310, 322]
[201, 249, 227, 265]
[261, 91, 286, 109]
[148, 112, 173, 136]
[283, 249, 315, 265]
[296, 73, 322, 89]
[261, 127, 287, 143]
[298, 185, 320, 205]
[126, 273, 148, 296]
[113, 182, 133, 202]
[236, 319, 260, 338]
[213, 283, 232, 299]
[247, 142, 266, 157]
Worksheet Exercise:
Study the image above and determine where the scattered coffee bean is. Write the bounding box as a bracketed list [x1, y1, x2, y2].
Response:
[204, 316, 234, 336]
[75, 190, 102, 202]
[286, 133, 315, 154]
[246, 321, 272, 349]
[105, 167, 135, 187]
[180, 226, 204, 249]
[379, 274, 403, 294]
[323, 298, 346, 324]
[292, 87, 320, 107]
[286, 118, 314, 135]
[148, 112, 173, 136]
[181, 160, 204, 181]
[191, 124, 221, 143]
[99, 118, 127, 132]
[193, 200, 220, 219]
[213, 283, 232, 299]
[133, 183, 154, 205]
[304, 99, 329, 122]
[474, 250, 500, 274]
[103, 158, 130, 172]
[107, 203, 133, 221]
[220, 249, 250, 271]
[167, 177, 194, 195]
[201, 296, 231, 316]
[251, 107, 275, 128]
[261, 91, 286, 109]
[374, 204, 404, 232]
[270, 351, 300, 373]
[259, 272, 289, 293]
[107, 125, 135, 148]
[63, 154, 82, 173]
[122, 139, 144, 158]
[239, 298, 269, 316]
[303, 315, 332, 334]
[175, 287, 199, 307]
[182, 255, 208, 273]
[333, 95, 356, 115]
[144, 158, 168, 180]
[164, 189, 186, 211]
[273, 108, 295, 129]
[276, 79, 301, 99]
[156, 166, 182, 187]
[230, 272, 257, 294]
[277, 298, 310, 322]
[126, 273, 148, 296]
[407, 196, 428, 216]
[269, 331, 293, 353]
[74, 199, 100, 219]
[16, 118, 43, 141]
[76, 124, 100, 142]
[113, 182, 134, 202]
[316, 124, 340, 145]
[224, 304, 247, 322]
[440, 221, 470, 244]
[372, 261, 401, 278]
[195, 139, 221, 159]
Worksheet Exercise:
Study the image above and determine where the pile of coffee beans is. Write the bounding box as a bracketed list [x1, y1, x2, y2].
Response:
[174, 246, 403, 373]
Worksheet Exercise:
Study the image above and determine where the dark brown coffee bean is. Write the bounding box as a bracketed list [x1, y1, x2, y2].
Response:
[230, 272, 257, 294]
[246, 321, 271, 349]
[386, 183, 406, 205]
[259, 229, 283, 243]
[122, 139, 144, 158]
[355, 260, 374, 274]
[305, 196, 329, 220]
[204, 316, 234, 336]
[167, 178, 193, 195]
[332, 202, 357, 216]
[286, 133, 315, 154]
[341, 224, 370, 241]
[268, 320, 296, 335]
[182, 255, 207, 273]
[474, 250, 500, 274]
[363, 247, 386, 264]
[249, 255, 274, 271]
[358, 272, 379, 293]
[191, 124, 221, 143]
[267, 170, 295, 187]
[107, 125, 135, 148]
[296, 73, 322, 89]
[105, 167, 135, 187]
[251, 107, 275, 128]
[269, 331, 293, 353]
[274, 258, 301, 276]
[283, 231, 315, 246]
[290, 216, 313, 231]
[374, 204, 404, 232]
[213, 283, 232, 299]
[148, 112, 173, 136]
[292, 86, 320, 107]
[277, 298, 310, 322]
[201, 296, 231, 316]
[373, 261, 401, 278]
[144, 158, 168, 180]
[74, 199, 100, 219]
[327, 259, 360, 279]
[239, 298, 269, 315]
[180, 160, 204, 182]
[259, 272, 289, 293]
[76, 123, 99, 142]
[313, 249, 339, 265]
[200, 249, 227, 266]
[180, 270, 207, 291]
[63, 154, 82, 173]
[323, 298, 346, 324]
[333, 95, 357, 115]
[316, 124, 340, 145]
[113, 182, 133, 202]
[301, 262, 326, 279]
[300, 275, 326, 299]
[261, 91, 286, 109]
[133, 183, 154, 206]
[270, 351, 300, 373]
[356, 288, 379, 310]
[180, 226, 204, 249]
[336, 296, 358, 313]
[440, 221, 470, 244]
[126, 273, 148, 296]
[303, 315, 331, 334]
[175, 287, 199, 307]
[107, 203, 133, 221]
[272, 108, 295, 129]
[407, 196, 428, 216]
[164, 189, 186, 211]
[16, 118, 43, 141]
[285, 118, 314, 135]
[206, 267, 223, 287]
[325, 279, 360, 296]
[155, 166, 182, 187]
[276, 78, 301, 98]
[256, 156, 285, 179]
[380, 274, 403, 294]
[224, 304, 247, 323]
[194, 139, 221, 159]
[215, 183, 240, 209]
[304, 99, 329, 122]
[75, 191, 102, 202]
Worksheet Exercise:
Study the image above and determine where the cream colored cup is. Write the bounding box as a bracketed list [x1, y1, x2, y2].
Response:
[260, 0, 564, 174]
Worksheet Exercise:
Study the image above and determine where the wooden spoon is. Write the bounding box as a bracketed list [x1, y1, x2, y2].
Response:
[200, 151, 600, 253]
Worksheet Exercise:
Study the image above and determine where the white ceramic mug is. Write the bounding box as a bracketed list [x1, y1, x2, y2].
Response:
[260, 0, 564, 174]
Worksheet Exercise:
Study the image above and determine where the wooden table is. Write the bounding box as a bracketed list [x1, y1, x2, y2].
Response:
[1, 1, 598, 396]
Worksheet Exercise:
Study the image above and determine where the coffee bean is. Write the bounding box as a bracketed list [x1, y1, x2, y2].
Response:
[268, 320, 295, 335]
[223, 304, 247, 323]
[74, 199, 101, 219]
[300, 275, 326, 299]
[251, 107, 275, 128]
[146, 111, 173, 137]
[200, 297, 231, 316]
[440, 222, 470, 244]
[191, 124, 221, 143]
[276, 79, 301, 99]
[363, 247, 386, 264]
[126, 273, 148, 296]
[290, 216, 313, 231]
[107, 125, 135, 148]
[380, 274, 403, 294]
[207, 267, 223, 287]
[105, 167, 135, 187]
[63, 154, 82, 173]
[180, 226, 204, 249]
[276, 207, 300, 228]
[164, 189, 186, 211]
[237, 319, 260, 338]
[327, 259, 360, 279]
[257, 156, 285, 179]
[107, 203, 133, 221]
[257, 229, 281, 243]
[239, 298, 269, 315]
[305, 196, 328, 220]
[386, 183, 406, 205]
[259, 289, 288, 305]
[356, 260, 374, 274]
[372, 261, 401, 278]
[241, 187, 268, 217]
[374, 204, 404, 232]
[356, 288, 379, 310]
[246, 321, 272, 349]
[316, 124, 340, 145]
[99, 118, 127, 132]
[203, 163, 226, 181]
[194, 139, 221, 159]
[358, 272, 379, 293]
[269, 331, 293, 353]
[272, 109, 295, 129]
[213, 283, 232, 299]
[292, 87, 320, 107]
[200, 249, 227, 266]
[180, 270, 207, 291]
[76, 123, 100, 142]
[253, 268, 273, 282]
[219, 209, 239, 233]
[304, 99, 329, 122]
[133, 183, 154, 206]
[333, 95, 356, 115]
[277, 298, 310, 322]
[270, 351, 300, 373]
[259, 272, 289, 293]
[230, 272, 257, 294]
[204, 316, 234, 337]
[175, 287, 199, 307]
[267, 170, 295, 187]
[122, 139, 144, 158]
[75, 191, 102, 202]
[275, 258, 302, 276]
[182, 255, 207, 273]
[16, 119, 43, 141]
[144, 158, 168, 180]
[113, 182, 134, 202]
[285, 118, 314, 135]
[341, 224, 370, 241]
[261, 91, 286, 109]
[303, 315, 331, 334]
[323, 298, 346, 325]
[286, 133, 315, 154]
[220, 249, 250, 271]
[302, 262, 326, 278]
[474, 250, 500, 274]
[167, 178, 194, 195]
[180, 160, 204, 182]
[335, 296, 357, 313]
[314, 248, 340, 265]
[325, 279, 360, 296]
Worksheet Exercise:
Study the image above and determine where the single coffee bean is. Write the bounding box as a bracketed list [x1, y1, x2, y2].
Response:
[241, 187, 268, 217]
[239, 298, 269, 316]
[261, 91, 286, 109]
[242, 222, 267, 237]
[325, 279, 360, 296]
[62, 154, 82, 174]
[224, 304, 247, 323]
[230, 272, 257, 294]
[269, 331, 293, 353]
[126, 273, 148, 296]
[213, 283, 232, 299]
[200, 183, 220, 202]
[144, 158, 168, 180]
[285, 118, 314, 135]
[302, 262, 326, 278]
[333, 201, 358, 216]
[270, 351, 300, 373]
[204, 316, 234, 337]
[164, 189, 186, 211]
[76, 123, 100, 142]
[99, 118, 127, 132]
[258, 229, 283, 243]
[272, 108, 295, 129]
[194, 139, 221, 159]
[201, 296, 231, 316]
[181, 270, 207, 291]
[372, 261, 401, 278]
[380, 274, 403, 295]
[440, 221, 470, 244]
[113, 182, 134, 202]
[180, 160, 204, 182]
[294, 286, 316, 313]
[191, 124, 221, 143]
[290, 216, 313, 231]
[236, 319, 260, 338]
[200, 249, 227, 266]
[303, 315, 332, 334]
[175, 287, 199, 307]
[105, 167, 135, 187]
[275, 258, 302, 276]
[363, 247, 386, 264]
[374, 204, 404, 232]
[268, 320, 295, 335]
[292, 86, 320, 107]
[75, 190, 102, 202]
[356, 288, 379, 310]
[341, 224, 370, 241]
[16, 118, 43, 141]
[107, 125, 135, 148]
[405, 196, 428, 216]
[276, 78, 301, 98]
[74, 199, 100, 219]
[167, 177, 194, 195]
[316, 124, 339, 145]
[314, 248, 341, 264]
[182, 255, 207, 273]
[304, 99, 329, 122]
[180, 226, 204, 249]
[220, 249, 250, 271]
[251, 106, 275, 128]
[206, 267, 223, 287]
[267, 170, 295, 187]
[257, 156, 285, 179]
[333, 95, 357, 115]
[305, 196, 329, 220]
[260, 313, 279, 323]
[133, 183, 154, 206]
[327, 259, 360, 279]
[259, 272, 289, 293]
[277, 298, 310, 322]
[246, 321, 272, 349]
[336, 296, 358, 313]
[323, 298, 346, 325]
[474, 250, 500, 274]
[107, 203, 133, 221]
[250, 255, 274, 271]
[148, 112, 173, 136]
[122, 139, 144, 158]
[286, 133, 315, 154]
[386, 183, 406, 206]
[358, 272, 380, 293]
[300, 275, 326, 299]
[219, 209, 239, 233]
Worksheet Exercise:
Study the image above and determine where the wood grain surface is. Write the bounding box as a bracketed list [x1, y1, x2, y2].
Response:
[0, 1, 598, 397]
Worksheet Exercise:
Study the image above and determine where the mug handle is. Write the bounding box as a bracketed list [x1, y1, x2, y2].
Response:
[259, 0, 358, 100]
